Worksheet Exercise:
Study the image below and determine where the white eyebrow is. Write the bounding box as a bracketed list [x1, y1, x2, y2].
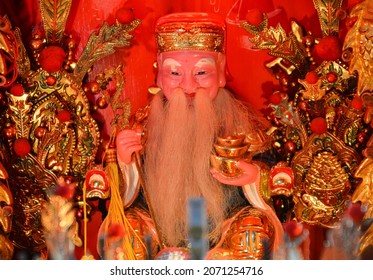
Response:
[162, 58, 181, 69]
[195, 58, 215, 67]
[162, 58, 181, 73]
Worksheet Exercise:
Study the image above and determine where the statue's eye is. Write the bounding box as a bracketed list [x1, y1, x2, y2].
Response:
[171, 71, 181, 76]
[195, 71, 208, 76]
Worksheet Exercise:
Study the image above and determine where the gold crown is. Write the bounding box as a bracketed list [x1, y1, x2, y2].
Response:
[155, 13, 225, 53]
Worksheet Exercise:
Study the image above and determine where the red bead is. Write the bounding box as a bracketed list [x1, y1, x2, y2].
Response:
[46, 75, 57, 86]
[39, 46, 66, 73]
[312, 36, 342, 63]
[116, 8, 135, 24]
[310, 117, 327, 134]
[357, 132, 368, 144]
[284, 141, 296, 154]
[3, 124, 16, 139]
[326, 72, 338, 83]
[305, 71, 318, 84]
[89, 81, 100, 94]
[298, 101, 308, 111]
[342, 49, 353, 62]
[14, 137, 31, 156]
[10, 83, 25, 96]
[245, 9, 264, 26]
[57, 110, 71, 122]
[96, 96, 108, 109]
[269, 92, 282, 105]
[351, 96, 363, 110]
[336, 9, 347, 20]
[34, 126, 47, 139]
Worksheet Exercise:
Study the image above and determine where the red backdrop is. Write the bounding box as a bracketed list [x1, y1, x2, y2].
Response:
[1, 0, 322, 114]
[1, 0, 330, 259]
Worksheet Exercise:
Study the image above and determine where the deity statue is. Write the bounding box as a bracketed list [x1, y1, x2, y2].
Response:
[107, 12, 284, 260]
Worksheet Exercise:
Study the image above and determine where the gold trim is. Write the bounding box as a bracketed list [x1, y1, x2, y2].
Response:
[156, 22, 225, 53]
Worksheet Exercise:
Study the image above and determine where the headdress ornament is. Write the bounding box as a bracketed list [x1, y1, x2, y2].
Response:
[155, 13, 225, 53]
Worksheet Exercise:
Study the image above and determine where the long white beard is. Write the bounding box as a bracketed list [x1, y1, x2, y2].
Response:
[144, 88, 253, 247]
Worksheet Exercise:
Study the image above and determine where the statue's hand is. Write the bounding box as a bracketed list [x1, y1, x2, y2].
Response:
[210, 160, 260, 186]
[116, 128, 143, 164]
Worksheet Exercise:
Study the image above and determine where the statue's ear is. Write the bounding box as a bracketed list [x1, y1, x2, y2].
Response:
[217, 53, 226, 87]
[156, 54, 163, 88]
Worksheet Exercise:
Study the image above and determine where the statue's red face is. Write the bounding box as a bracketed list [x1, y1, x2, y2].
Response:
[157, 50, 226, 102]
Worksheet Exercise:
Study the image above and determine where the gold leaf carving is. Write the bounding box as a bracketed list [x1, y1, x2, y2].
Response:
[7, 94, 32, 139]
[343, 0, 373, 98]
[13, 27, 31, 75]
[39, 0, 72, 43]
[313, 0, 343, 37]
[73, 19, 141, 83]
[243, 20, 306, 73]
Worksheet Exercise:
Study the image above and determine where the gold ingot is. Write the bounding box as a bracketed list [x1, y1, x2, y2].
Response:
[210, 155, 245, 177]
[216, 134, 246, 147]
[214, 143, 250, 158]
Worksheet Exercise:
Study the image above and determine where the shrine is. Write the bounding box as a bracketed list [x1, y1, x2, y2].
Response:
[0, 0, 372, 261]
